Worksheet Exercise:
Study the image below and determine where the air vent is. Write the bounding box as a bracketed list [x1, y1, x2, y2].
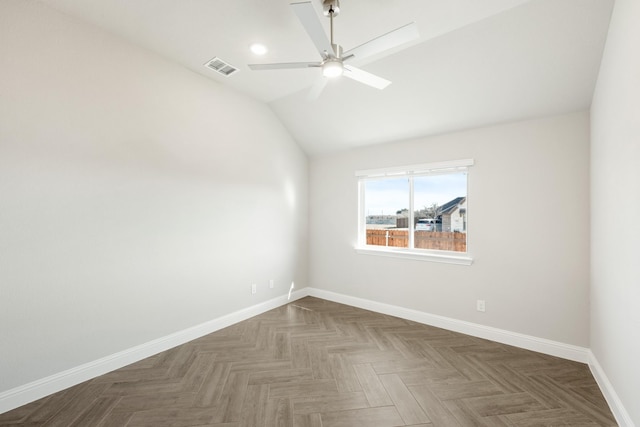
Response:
[204, 57, 239, 77]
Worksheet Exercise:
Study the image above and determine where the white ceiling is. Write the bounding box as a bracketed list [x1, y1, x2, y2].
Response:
[38, 0, 614, 155]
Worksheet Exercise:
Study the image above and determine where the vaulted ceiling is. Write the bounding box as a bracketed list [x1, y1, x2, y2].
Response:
[38, 0, 614, 155]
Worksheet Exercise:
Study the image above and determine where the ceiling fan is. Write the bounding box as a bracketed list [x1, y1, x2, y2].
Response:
[248, 0, 419, 99]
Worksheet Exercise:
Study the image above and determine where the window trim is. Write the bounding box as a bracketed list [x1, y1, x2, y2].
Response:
[355, 159, 474, 178]
[356, 159, 474, 265]
[355, 246, 473, 265]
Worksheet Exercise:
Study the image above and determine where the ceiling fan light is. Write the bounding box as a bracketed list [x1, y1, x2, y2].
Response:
[323, 60, 343, 78]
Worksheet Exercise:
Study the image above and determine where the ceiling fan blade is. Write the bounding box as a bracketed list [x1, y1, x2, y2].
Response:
[248, 62, 321, 70]
[291, 1, 335, 58]
[307, 76, 329, 101]
[343, 65, 391, 90]
[343, 22, 419, 62]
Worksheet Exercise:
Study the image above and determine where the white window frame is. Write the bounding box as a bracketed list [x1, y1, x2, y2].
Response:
[356, 159, 474, 265]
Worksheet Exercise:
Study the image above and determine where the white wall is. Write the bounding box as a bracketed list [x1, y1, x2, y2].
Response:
[590, 0, 640, 424]
[0, 0, 308, 393]
[310, 112, 590, 347]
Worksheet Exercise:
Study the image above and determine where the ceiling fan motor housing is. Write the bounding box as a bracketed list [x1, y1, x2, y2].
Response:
[323, 44, 343, 77]
[322, 58, 343, 77]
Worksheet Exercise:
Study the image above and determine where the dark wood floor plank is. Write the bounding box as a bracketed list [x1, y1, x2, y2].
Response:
[443, 399, 492, 427]
[0, 396, 45, 424]
[265, 397, 293, 427]
[434, 346, 486, 382]
[17, 382, 93, 424]
[319, 406, 405, 427]
[353, 363, 394, 407]
[42, 383, 110, 427]
[290, 338, 311, 369]
[371, 357, 435, 375]
[292, 412, 321, 427]
[268, 379, 339, 399]
[249, 367, 313, 386]
[0, 297, 617, 427]
[239, 384, 269, 427]
[180, 352, 216, 394]
[216, 372, 250, 423]
[308, 344, 333, 380]
[529, 375, 617, 426]
[68, 396, 121, 427]
[364, 326, 397, 352]
[112, 390, 194, 414]
[408, 384, 462, 427]
[464, 355, 523, 394]
[462, 391, 547, 417]
[397, 366, 466, 386]
[506, 408, 601, 426]
[292, 391, 369, 415]
[125, 406, 216, 427]
[96, 409, 134, 427]
[379, 373, 431, 424]
[494, 363, 565, 410]
[328, 353, 362, 393]
[572, 384, 615, 409]
[428, 379, 506, 401]
[275, 332, 292, 361]
[194, 362, 232, 408]
[230, 360, 292, 375]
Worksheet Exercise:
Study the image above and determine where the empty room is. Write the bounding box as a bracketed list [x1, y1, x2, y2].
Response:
[0, 0, 638, 426]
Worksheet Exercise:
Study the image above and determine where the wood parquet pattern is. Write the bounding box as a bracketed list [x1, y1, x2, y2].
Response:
[0, 297, 617, 426]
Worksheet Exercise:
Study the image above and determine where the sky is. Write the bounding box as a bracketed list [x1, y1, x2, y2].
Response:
[364, 172, 467, 216]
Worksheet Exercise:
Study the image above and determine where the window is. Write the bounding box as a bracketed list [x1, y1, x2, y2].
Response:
[356, 159, 473, 265]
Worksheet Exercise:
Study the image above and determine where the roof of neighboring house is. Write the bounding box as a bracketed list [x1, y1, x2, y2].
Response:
[438, 197, 466, 215]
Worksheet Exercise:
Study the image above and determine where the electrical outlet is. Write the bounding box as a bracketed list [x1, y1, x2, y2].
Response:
[251, 284, 257, 294]
[269, 279, 274, 289]
[477, 299, 486, 312]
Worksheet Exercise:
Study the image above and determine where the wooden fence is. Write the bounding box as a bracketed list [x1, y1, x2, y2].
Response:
[366, 229, 466, 252]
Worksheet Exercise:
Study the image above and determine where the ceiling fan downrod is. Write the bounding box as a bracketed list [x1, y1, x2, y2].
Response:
[322, 0, 343, 77]
[329, 4, 335, 47]
[323, 0, 340, 55]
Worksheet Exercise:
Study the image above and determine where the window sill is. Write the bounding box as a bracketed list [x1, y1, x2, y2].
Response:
[355, 246, 473, 265]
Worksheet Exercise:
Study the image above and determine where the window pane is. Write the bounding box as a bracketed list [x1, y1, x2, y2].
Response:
[364, 178, 409, 248]
[413, 172, 467, 252]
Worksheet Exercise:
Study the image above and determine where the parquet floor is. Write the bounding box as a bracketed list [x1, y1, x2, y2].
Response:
[0, 297, 617, 426]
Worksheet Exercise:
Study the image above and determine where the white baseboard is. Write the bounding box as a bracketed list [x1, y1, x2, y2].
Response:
[306, 288, 590, 363]
[4, 287, 631, 426]
[589, 351, 635, 427]
[0, 289, 308, 415]
[306, 289, 637, 424]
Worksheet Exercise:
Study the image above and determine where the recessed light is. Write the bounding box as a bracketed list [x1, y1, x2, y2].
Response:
[249, 43, 268, 55]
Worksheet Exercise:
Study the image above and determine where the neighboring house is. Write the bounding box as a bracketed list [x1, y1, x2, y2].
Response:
[437, 197, 467, 232]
